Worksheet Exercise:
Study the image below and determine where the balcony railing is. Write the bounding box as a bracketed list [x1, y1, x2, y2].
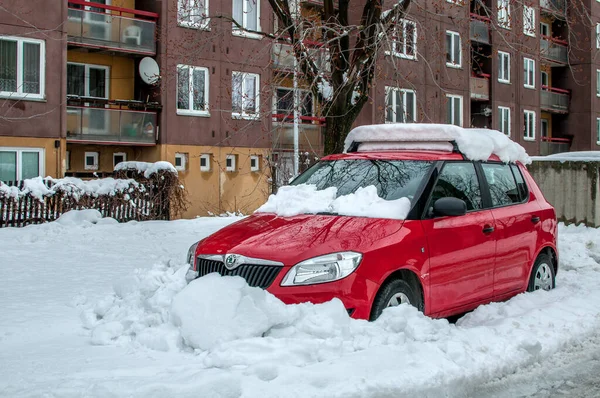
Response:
[540, 137, 571, 156]
[272, 119, 323, 150]
[470, 76, 490, 101]
[540, 0, 566, 14]
[67, 0, 157, 56]
[540, 86, 570, 113]
[67, 106, 157, 145]
[470, 15, 491, 45]
[540, 36, 568, 64]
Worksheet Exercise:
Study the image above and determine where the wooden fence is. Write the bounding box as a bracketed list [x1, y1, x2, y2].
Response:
[0, 178, 170, 228]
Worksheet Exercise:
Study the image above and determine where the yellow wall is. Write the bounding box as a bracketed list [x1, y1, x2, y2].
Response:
[541, 112, 553, 138]
[0, 137, 66, 178]
[66, 144, 151, 173]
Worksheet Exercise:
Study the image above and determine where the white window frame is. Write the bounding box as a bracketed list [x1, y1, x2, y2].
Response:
[597, 118, 600, 145]
[250, 155, 260, 172]
[445, 30, 462, 68]
[0, 147, 45, 181]
[498, 51, 511, 83]
[497, 0, 511, 29]
[232, 71, 260, 119]
[226, 154, 237, 172]
[524, 110, 536, 141]
[175, 153, 187, 171]
[597, 24, 600, 49]
[84, 151, 99, 171]
[387, 19, 417, 60]
[385, 87, 417, 123]
[446, 94, 463, 127]
[523, 6, 535, 37]
[67, 62, 110, 99]
[232, 0, 262, 39]
[540, 22, 549, 37]
[176, 64, 210, 116]
[200, 153, 211, 172]
[597, 70, 600, 96]
[177, 0, 210, 30]
[446, 0, 463, 4]
[113, 152, 126, 168]
[524, 57, 535, 89]
[498, 106, 511, 136]
[0, 36, 45, 100]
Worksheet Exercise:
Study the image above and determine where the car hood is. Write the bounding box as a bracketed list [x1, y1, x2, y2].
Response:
[196, 213, 405, 265]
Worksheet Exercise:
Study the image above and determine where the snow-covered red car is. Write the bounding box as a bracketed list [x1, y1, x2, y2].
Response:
[186, 124, 558, 320]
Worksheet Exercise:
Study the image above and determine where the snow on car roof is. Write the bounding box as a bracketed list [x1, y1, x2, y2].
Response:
[343, 124, 531, 164]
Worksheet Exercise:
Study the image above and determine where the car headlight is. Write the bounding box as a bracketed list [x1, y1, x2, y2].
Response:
[281, 251, 362, 286]
[186, 241, 200, 269]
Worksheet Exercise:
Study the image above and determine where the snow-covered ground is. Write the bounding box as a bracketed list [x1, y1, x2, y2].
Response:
[1, 215, 599, 397]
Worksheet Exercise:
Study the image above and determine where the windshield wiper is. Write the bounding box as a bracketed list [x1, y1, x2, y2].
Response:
[315, 211, 339, 216]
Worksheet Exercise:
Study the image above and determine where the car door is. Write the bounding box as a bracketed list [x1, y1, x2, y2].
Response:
[421, 161, 496, 316]
[480, 162, 539, 296]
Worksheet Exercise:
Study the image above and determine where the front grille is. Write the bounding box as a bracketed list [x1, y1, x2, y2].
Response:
[196, 258, 281, 289]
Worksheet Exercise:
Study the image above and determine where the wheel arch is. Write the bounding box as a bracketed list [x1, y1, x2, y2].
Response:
[372, 268, 426, 314]
[534, 245, 558, 276]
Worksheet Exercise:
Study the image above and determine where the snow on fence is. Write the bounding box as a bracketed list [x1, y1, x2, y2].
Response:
[0, 163, 186, 228]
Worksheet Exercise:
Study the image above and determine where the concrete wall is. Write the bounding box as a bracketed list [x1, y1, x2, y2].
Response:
[528, 161, 600, 227]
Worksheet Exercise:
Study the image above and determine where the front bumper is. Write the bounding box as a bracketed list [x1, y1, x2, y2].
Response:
[185, 267, 199, 283]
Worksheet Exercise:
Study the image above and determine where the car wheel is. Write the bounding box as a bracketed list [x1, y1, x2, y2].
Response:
[527, 253, 556, 292]
[370, 278, 423, 321]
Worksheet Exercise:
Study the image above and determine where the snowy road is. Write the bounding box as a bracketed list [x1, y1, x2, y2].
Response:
[1, 214, 599, 397]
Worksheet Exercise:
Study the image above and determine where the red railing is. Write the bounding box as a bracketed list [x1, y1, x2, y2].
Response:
[541, 85, 570, 94]
[540, 34, 568, 46]
[68, 0, 159, 21]
[541, 136, 571, 143]
[470, 13, 491, 22]
[272, 114, 326, 125]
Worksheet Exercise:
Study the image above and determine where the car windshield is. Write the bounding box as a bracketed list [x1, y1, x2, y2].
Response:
[290, 159, 434, 201]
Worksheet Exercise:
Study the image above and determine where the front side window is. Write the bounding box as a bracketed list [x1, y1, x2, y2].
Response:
[481, 163, 522, 207]
[232, 71, 259, 118]
[178, 0, 209, 29]
[0, 36, 45, 99]
[446, 94, 463, 126]
[67, 62, 109, 98]
[430, 162, 482, 211]
[232, 0, 259, 33]
[0, 148, 44, 181]
[385, 87, 416, 123]
[498, 51, 510, 83]
[391, 19, 417, 59]
[524, 110, 535, 140]
[498, 106, 511, 136]
[177, 65, 209, 115]
[445, 31, 461, 67]
[291, 160, 433, 202]
[524, 57, 535, 88]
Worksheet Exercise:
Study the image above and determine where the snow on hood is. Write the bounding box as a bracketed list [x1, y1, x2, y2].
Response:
[343, 124, 531, 165]
[255, 184, 411, 220]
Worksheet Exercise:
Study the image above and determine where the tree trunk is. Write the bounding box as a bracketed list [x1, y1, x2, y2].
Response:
[323, 114, 358, 155]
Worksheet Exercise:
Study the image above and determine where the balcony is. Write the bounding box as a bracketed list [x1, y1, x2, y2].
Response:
[67, 0, 157, 56]
[540, 137, 571, 156]
[271, 42, 330, 72]
[540, 86, 570, 113]
[540, 0, 566, 15]
[540, 36, 568, 64]
[272, 115, 324, 151]
[470, 75, 490, 101]
[67, 106, 157, 145]
[470, 14, 491, 45]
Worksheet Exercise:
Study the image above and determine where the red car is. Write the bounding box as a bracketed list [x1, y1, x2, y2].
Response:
[186, 130, 558, 321]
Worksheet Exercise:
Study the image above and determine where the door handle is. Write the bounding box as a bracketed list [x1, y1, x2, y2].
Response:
[531, 216, 540, 224]
[482, 225, 494, 234]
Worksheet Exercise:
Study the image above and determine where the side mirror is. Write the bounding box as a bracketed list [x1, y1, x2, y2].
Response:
[432, 197, 467, 217]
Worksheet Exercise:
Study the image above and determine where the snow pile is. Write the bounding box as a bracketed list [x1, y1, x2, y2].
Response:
[532, 151, 600, 162]
[114, 161, 178, 177]
[255, 184, 411, 219]
[344, 123, 531, 164]
[56, 209, 104, 226]
[0, 176, 140, 201]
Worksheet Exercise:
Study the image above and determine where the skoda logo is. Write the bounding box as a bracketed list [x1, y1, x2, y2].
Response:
[224, 254, 239, 270]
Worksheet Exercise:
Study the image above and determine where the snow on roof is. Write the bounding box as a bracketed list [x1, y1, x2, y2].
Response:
[114, 161, 177, 178]
[344, 124, 531, 165]
[531, 151, 600, 162]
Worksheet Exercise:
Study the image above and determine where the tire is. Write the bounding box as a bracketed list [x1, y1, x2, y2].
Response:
[527, 253, 556, 292]
[370, 278, 423, 321]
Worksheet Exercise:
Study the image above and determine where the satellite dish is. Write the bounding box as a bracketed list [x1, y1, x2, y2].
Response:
[139, 57, 160, 85]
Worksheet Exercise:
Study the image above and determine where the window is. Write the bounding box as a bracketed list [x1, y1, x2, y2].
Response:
[524, 110, 536, 141]
[541, 71, 548, 89]
[497, 0, 510, 28]
[0, 147, 44, 181]
[523, 6, 535, 36]
[175, 153, 187, 171]
[232, 72, 259, 118]
[390, 19, 417, 60]
[274, 88, 313, 121]
[445, 31, 461, 68]
[177, 65, 209, 115]
[65, 150, 70, 171]
[524, 58, 535, 88]
[67, 62, 109, 98]
[597, 118, 600, 144]
[226, 154, 237, 172]
[446, 94, 463, 126]
[250, 155, 260, 172]
[540, 22, 549, 37]
[385, 87, 416, 123]
[84, 152, 99, 171]
[232, 0, 260, 36]
[541, 119, 549, 138]
[430, 162, 482, 211]
[113, 152, 126, 168]
[498, 51, 510, 83]
[178, 0, 209, 29]
[200, 154, 211, 172]
[498, 106, 511, 136]
[597, 24, 600, 49]
[597, 70, 600, 96]
[481, 163, 523, 207]
[0, 36, 45, 99]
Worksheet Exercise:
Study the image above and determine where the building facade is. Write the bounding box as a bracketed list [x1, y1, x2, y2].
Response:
[1, 0, 599, 217]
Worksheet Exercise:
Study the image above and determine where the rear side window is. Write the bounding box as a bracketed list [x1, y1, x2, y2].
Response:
[481, 163, 522, 207]
[510, 164, 529, 201]
[430, 162, 482, 211]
